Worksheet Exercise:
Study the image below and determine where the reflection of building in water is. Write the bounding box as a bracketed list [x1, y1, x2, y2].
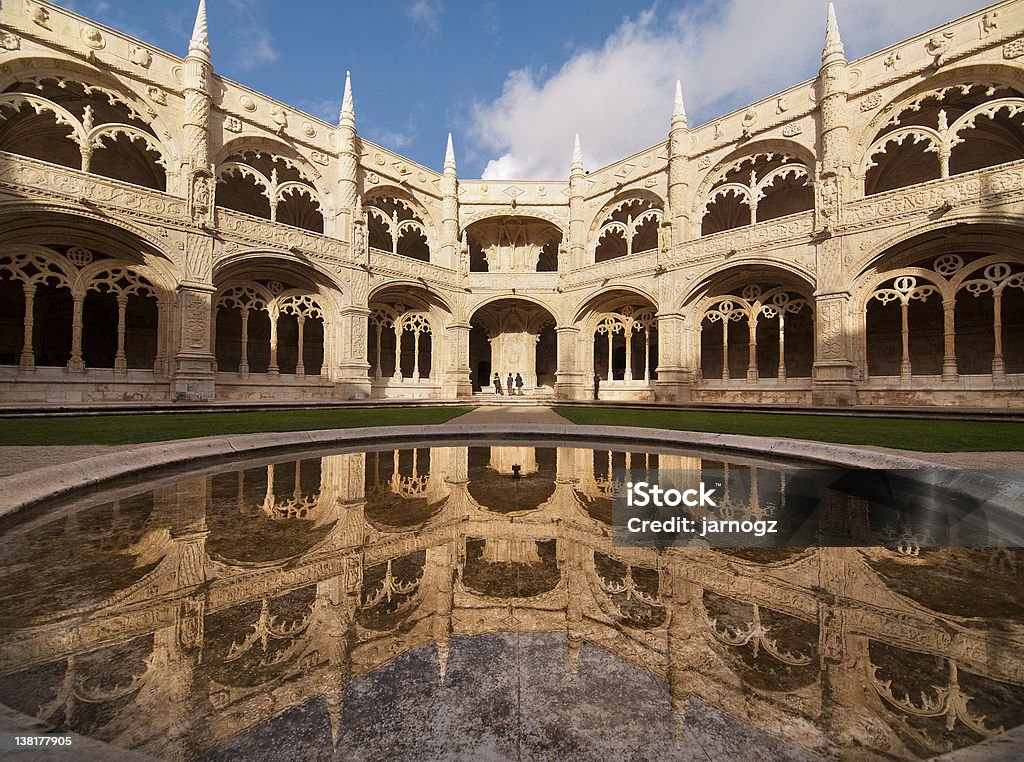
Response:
[1, 447, 1023, 759]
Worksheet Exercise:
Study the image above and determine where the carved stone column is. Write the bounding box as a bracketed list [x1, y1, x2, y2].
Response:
[443, 321, 472, 398]
[811, 290, 856, 406]
[172, 281, 217, 400]
[334, 305, 371, 399]
[654, 312, 692, 402]
[114, 294, 129, 375]
[68, 293, 85, 373]
[18, 282, 34, 372]
[553, 324, 585, 400]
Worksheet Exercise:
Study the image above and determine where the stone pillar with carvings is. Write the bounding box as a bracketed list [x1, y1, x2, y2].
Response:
[337, 71, 360, 245]
[443, 321, 472, 398]
[811, 5, 856, 406]
[173, 274, 217, 400]
[654, 312, 692, 402]
[335, 303, 372, 399]
[668, 80, 690, 249]
[568, 134, 586, 270]
[439, 133, 460, 272]
[183, 1, 214, 222]
[554, 325, 586, 399]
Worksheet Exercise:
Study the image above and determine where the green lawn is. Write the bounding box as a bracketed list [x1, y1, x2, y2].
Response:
[553, 406, 1024, 452]
[0, 406, 472, 446]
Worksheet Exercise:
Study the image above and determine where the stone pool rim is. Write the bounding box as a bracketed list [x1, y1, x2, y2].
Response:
[1, 423, 1020, 522]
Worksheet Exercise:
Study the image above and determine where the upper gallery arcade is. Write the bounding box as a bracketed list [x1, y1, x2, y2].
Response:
[0, 0, 1022, 407]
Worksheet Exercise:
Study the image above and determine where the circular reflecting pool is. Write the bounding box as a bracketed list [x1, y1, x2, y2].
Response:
[1, 443, 1023, 761]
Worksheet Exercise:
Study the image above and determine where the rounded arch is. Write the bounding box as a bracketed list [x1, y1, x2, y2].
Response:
[363, 186, 434, 262]
[588, 191, 664, 263]
[587, 188, 666, 239]
[367, 280, 453, 315]
[679, 260, 816, 311]
[572, 284, 660, 325]
[467, 291, 561, 326]
[213, 249, 349, 307]
[0, 63, 173, 190]
[468, 297, 559, 393]
[216, 136, 324, 185]
[0, 207, 179, 292]
[854, 62, 1024, 160]
[851, 223, 1024, 380]
[694, 138, 816, 206]
[856, 67, 1024, 195]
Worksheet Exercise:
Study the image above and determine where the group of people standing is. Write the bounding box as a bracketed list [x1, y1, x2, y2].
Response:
[492, 372, 525, 396]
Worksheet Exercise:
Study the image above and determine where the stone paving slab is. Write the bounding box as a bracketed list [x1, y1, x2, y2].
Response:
[444, 405, 573, 426]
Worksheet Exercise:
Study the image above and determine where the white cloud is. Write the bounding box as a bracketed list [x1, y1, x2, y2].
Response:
[226, 0, 278, 70]
[405, 0, 442, 37]
[372, 128, 415, 150]
[472, 0, 981, 180]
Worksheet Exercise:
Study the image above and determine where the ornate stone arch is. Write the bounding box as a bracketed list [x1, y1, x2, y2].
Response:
[0, 206, 181, 292]
[0, 65, 174, 190]
[678, 260, 816, 311]
[572, 284, 659, 325]
[693, 139, 816, 210]
[363, 185, 435, 261]
[694, 141, 815, 236]
[467, 292, 562, 326]
[588, 191, 665, 262]
[855, 68, 1024, 194]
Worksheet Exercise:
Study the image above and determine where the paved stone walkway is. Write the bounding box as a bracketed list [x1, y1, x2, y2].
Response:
[0, 445, 136, 479]
[444, 405, 573, 426]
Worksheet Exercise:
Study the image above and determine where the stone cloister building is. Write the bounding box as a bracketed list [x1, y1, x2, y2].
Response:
[0, 0, 1022, 406]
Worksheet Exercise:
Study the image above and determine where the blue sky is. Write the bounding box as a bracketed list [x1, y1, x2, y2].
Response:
[56, 0, 983, 179]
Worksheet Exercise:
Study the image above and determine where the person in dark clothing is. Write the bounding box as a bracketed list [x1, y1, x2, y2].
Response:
[593, 371, 600, 400]
[506, 373, 514, 396]
[493, 372, 503, 395]
[515, 373, 524, 395]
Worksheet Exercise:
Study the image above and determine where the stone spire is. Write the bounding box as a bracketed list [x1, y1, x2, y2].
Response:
[444, 132, 456, 173]
[440, 132, 460, 270]
[672, 80, 687, 129]
[822, 2, 845, 65]
[668, 79, 690, 250]
[570, 133, 584, 176]
[339, 70, 355, 129]
[188, 0, 210, 60]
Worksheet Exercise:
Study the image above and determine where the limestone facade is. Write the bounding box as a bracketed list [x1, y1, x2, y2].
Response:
[0, 0, 1022, 406]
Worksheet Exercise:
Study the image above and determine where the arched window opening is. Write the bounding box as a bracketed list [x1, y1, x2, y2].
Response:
[214, 283, 324, 379]
[592, 306, 658, 382]
[594, 198, 663, 262]
[699, 286, 813, 381]
[0, 77, 167, 190]
[368, 304, 434, 382]
[700, 153, 812, 236]
[365, 196, 430, 262]
[216, 150, 324, 233]
[864, 82, 1024, 195]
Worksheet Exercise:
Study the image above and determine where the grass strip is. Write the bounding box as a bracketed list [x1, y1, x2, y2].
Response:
[552, 406, 1024, 452]
[0, 406, 473, 446]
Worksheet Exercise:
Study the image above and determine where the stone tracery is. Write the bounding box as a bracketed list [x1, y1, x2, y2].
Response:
[0, 0, 1020, 407]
